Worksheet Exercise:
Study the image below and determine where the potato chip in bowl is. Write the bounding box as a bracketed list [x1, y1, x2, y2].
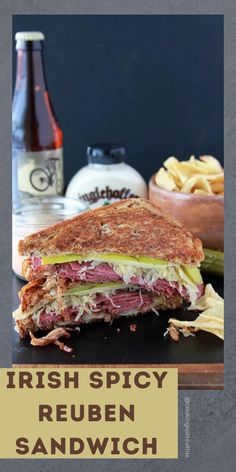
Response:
[149, 155, 224, 250]
[155, 155, 224, 195]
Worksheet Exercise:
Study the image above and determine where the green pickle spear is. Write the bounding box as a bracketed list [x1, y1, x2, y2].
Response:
[201, 248, 224, 276]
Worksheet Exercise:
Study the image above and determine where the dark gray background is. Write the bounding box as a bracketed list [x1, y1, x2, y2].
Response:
[0, 1, 235, 471]
[13, 14, 223, 185]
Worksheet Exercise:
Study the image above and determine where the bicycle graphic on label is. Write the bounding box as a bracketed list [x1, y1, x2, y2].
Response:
[30, 157, 62, 194]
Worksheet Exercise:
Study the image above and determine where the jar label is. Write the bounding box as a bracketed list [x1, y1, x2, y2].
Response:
[15, 148, 64, 197]
[78, 186, 140, 208]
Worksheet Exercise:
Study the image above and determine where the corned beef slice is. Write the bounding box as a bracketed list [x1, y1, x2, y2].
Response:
[32, 259, 204, 300]
[38, 290, 155, 330]
[59, 262, 121, 282]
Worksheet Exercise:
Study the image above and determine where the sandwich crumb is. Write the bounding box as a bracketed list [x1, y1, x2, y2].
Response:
[168, 325, 180, 341]
[29, 328, 74, 352]
[130, 324, 137, 332]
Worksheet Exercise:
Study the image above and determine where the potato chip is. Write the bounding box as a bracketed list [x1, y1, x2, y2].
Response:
[204, 173, 224, 182]
[210, 181, 224, 194]
[169, 316, 223, 330]
[189, 155, 196, 163]
[193, 283, 223, 310]
[178, 160, 211, 175]
[193, 189, 211, 196]
[164, 156, 179, 167]
[168, 319, 224, 340]
[155, 155, 224, 195]
[174, 163, 197, 182]
[199, 155, 223, 173]
[167, 284, 224, 340]
[181, 175, 213, 194]
[155, 167, 176, 191]
[163, 157, 187, 186]
[198, 308, 224, 323]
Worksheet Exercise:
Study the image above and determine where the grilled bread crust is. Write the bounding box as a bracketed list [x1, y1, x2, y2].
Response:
[18, 198, 204, 265]
[19, 278, 77, 313]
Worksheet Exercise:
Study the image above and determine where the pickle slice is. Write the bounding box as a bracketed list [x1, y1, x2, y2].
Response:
[182, 266, 203, 284]
[41, 253, 168, 266]
[67, 282, 126, 296]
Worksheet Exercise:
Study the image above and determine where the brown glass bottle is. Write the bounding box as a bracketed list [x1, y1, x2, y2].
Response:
[12, 32, 64, 203]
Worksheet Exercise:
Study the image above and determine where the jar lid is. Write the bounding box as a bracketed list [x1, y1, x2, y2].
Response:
[13, 196, 88, 230]
[87, 143, 126, 164]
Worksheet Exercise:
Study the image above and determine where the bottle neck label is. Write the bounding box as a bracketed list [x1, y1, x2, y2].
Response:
[13, 148, 63, 198]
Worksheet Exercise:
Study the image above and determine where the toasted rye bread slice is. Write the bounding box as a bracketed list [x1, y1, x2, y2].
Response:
[18, 198, 204, 266]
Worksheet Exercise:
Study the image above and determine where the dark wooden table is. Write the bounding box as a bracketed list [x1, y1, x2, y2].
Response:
[11, 363, 224, 390]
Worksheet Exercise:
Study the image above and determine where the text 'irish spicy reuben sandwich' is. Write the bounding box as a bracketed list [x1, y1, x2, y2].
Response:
[13, 198, 205, 338]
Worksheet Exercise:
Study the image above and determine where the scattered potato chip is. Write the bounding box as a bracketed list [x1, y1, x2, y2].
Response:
[193, 283, 223, 310]
[155, 155, 224, 195]
[167, 284, 224, 340]
[168, 313, 224, 340]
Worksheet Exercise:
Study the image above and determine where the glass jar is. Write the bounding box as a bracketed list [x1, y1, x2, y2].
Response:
[12, 196, 88, 279]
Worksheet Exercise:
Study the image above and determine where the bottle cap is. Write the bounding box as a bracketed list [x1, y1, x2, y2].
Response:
[15, 31, 45, 41]
[87, 143, 126, 165]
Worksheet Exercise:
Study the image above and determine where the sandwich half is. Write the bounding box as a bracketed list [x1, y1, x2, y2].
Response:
[13, 198, 205, 338]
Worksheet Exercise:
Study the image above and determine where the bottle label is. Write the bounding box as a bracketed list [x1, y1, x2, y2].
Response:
[15, 148, 64, 197]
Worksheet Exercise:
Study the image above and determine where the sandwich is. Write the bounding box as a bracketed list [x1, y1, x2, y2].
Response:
[13, 198, 205, 339]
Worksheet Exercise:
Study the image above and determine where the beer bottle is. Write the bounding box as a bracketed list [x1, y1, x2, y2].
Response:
[12, 31, 64, 203]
